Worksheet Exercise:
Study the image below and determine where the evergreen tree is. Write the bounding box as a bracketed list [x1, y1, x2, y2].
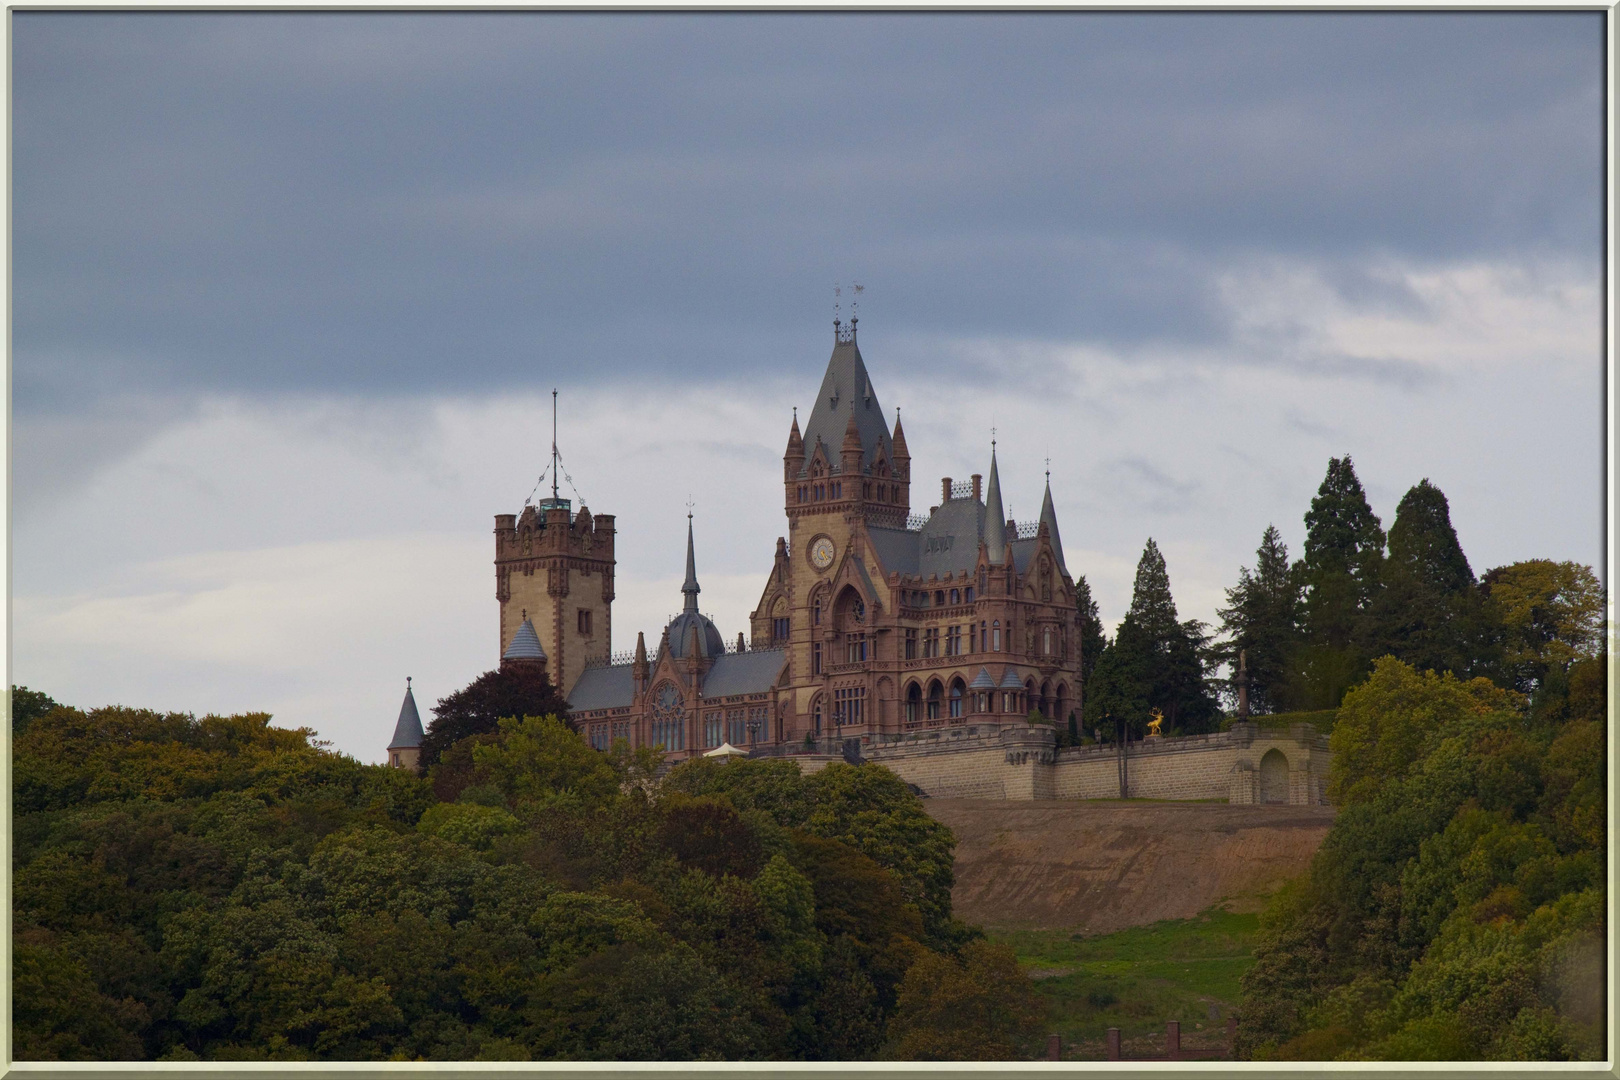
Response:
[1295, 456, 1386, 706]
[1371, 479, 1486, 677]
[1214, 525, 1304, 714]
[1073, 574, 1107, 697]
[1083, 540, 1218, 736]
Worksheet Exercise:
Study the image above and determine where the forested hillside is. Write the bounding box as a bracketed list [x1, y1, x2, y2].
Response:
[14, 701, 1042, 1061]
[1237, 655, 1606, 1060]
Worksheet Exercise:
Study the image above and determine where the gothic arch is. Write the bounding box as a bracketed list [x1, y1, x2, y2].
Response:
[834, 584, 867, 630]
[949, 676, 966, 719]
[926, 679, 944, 721]
[905, 680, 923, 726]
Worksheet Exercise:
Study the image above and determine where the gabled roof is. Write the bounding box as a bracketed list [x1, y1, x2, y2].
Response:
[503, 618, 546, 661]
[999, 668, 1026, 689]
[798, 332, 893, 477]
[969, 667, 997, 690]
[389, 681, 424, 750]
[702, 648, 787, 698]
[568, 663, 636, 712]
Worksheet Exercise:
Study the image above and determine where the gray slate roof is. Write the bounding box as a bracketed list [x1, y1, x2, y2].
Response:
[503, 618, 546, 661]
[389, 683, 424, 749]
[999, 668, 1027, 689]
[701, 648, 788, 698]
[799, 335, 893, 477]
[969, 667, 997, 690]
[569, 663, 636, 712]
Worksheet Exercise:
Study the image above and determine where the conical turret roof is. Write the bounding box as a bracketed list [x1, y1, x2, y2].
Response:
[502, 617, 547, 661]
[389, 679, 424, 750]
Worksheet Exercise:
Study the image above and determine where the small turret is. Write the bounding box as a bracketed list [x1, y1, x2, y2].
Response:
[387, 677, 424, 770]
[633, 631, 649, 693]
[840, 409, 864, 477]
[784, 408, 805, 482]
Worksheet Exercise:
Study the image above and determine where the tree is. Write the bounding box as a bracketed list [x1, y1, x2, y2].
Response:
[1216, 525, 1304, 714]
[1300, 456, 1385, 650]
[1116, 540, 1219, 734]
[1479, 560, 1604, 696]
[883, 941, 1045, 1060]
[11, 685, 63, 737]
[470, 714, 621, 812]
[1371, 480, 1486, 678]
[1073, 575, 1108, 698]
[419, 665, 572, 773]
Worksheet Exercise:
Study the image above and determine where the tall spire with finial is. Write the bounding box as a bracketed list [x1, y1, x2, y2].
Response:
[1038, 465, 1067, 574]
[984, 436, 1007, 564]
[682, 504, 700, 614]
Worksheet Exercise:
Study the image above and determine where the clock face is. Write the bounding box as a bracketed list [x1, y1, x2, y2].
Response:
[809, 536, 836, 571]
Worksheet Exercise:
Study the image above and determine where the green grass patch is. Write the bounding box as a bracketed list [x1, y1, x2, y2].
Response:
[992, 905, 1261, 1054]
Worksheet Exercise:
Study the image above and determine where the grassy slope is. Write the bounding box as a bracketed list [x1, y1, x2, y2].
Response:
[992, 905, 1261, 1060]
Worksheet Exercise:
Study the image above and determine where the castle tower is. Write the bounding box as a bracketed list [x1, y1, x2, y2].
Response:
[493, 394, 615, 698]
[387, 677, 424, 770]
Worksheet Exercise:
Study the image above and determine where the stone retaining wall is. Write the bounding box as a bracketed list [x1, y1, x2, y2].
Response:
[764, 722, 1332, 804]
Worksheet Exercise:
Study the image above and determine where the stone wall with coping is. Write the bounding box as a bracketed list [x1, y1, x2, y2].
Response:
[785, 722, 1333, 804]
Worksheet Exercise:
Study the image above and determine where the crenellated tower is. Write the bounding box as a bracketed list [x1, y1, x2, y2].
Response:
[494, 395, 615, 697]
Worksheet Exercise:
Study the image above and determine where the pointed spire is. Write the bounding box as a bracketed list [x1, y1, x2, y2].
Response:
[388, 678, 424, 750]
[786, 409, 804, 456]
[984, 441, 1007, 564]
[682, 512, 700, 614]
[891, 408, 909, 461]
[635, 631, 647, 665]
[841, 408, 863, 452]
[1039, 475, 1067, 575]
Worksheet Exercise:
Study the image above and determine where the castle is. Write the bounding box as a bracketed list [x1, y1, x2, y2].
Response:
[388, 319, 1332, 806]
[495, 319, 1082, 760]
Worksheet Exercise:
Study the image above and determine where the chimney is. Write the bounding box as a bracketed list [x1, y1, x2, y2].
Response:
[941, 477, 953, 502]
[971, 474, 982, 500]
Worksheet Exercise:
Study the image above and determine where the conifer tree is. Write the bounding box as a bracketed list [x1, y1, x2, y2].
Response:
[1084, 540, 1218, 736]
[1073, 574, 1107, 692]
[1301, 455, 1386, 647]
[1215, 525, 1304, 714]
[1294, 456, 1386, 706]
[1372, 479, 1486, 677]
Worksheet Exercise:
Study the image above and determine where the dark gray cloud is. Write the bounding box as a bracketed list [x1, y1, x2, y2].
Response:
[13, 11, 1602, 409]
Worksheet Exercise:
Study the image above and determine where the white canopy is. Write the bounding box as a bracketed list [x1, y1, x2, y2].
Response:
[702, 742, 749, 760]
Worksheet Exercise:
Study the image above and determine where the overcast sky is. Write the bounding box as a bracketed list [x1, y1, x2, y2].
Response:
[11, 12, 1606, 762]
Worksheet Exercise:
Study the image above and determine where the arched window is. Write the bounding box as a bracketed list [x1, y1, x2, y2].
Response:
[950, 588, 960, 605]
[992, 620, 1001, 651]
[934, 590, 945, 606]
[1025, 679, 1037, 718]
[965, 586, 974, 603]
[812, 696, 824, 734]
[1040, 680, 1052, 719]
[1043, 626, 1053, 655]
[949, 679, 965, 719]
[927, 680, 943, 721]
[650, 683, 686, 751]
[906, 682, 922, 726]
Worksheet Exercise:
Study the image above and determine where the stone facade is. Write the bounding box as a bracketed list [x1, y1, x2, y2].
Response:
[494, 501, 616, 702]
[748, 321, 1084, 748]
[477, 323, 1332, 804]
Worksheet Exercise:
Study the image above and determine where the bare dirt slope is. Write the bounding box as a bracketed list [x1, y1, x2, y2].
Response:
[926, 799, 1335, 934]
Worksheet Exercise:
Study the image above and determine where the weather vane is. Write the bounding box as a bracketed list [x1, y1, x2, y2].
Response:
[686, 495, 695, 521]
[833, 283, 841, 323]
[851, 282, 863, 322]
